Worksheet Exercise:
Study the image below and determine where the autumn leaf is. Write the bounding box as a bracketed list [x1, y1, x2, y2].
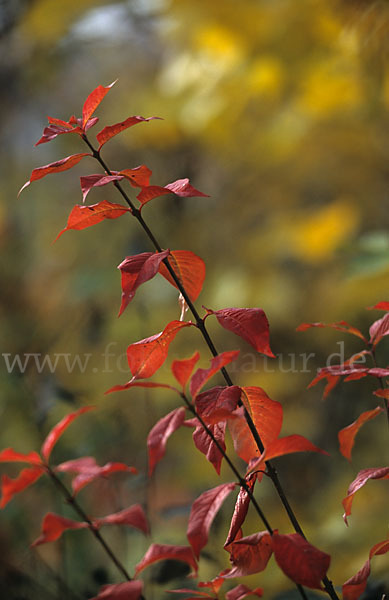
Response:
[135, 543, 198, 577]
[31, 513, 88, 546]
[296, 320, 367, 342]
[195, 386, 241, 426]
[118, 250, 170, 316]
[18, 153, 90, 196]
[137, 178, 208, 208]
[97, 116, 161, 148]
[338, 407, 383, 461]
[189, 351, 240, 398]
[93, 505, 149, 534]
[90, 581, 143, 600]
[272, 532, 330, 589]
[41, 406, 95, 463]
[225, 531, 273, 577]
[147, 407, 186, 476]
[35, 116, 84, 146]
[0, 448, 42, 465]
[137, 185, 171, 206]
[54, 200, 130, 242]
[342, 467, 389, 524]
[82, 80, 117, 128]
[369, 312, 389, 347]
[126, 320, 193, 380]
[159, 250, 206, 303]
[205, 307, 275, 357]
[342, 539, 389, 600]
[55, 456, 137, 494]
[105, 380, 177, 395]
[225, 474, 257, 548]
[192, 421, 226, 474]
[0, 466, 45, 508]
[172, 352, 201, 390]
[367, 301, 389, 311]
[240, 386, 283, 448]
[187, 482, 236, 559]
[80, 174, 125, 203]
[226, 585, 263, 600]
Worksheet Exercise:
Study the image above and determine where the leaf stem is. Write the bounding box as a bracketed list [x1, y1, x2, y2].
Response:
[83, 135, 339, 600]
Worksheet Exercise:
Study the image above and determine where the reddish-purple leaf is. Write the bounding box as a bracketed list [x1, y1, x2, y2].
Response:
[164, 179, 209, 198]
[342, 539, 389, 600]
[82, 81, 117, 128]
[369, 313, 389, 347]
[147, 407, 186, 476]
[97, 116, 161, 148]
[338, 407, 383, 461]
[80, 174, 124, 203]
[126, 320, 193, 380]
[35, 118, 83, 146]
[226, 585, 263, 600]
[172, 352, 200, 390]
[225, 531, 273, 577]
[296, 320, 367, 342]
[192, 422, 226, 474]
[94, 504, 149, 534]
[187, 482, 236, 559]
[41, 406, 95, 463]
[119, 165, 152, 188]
[195, 386, 241, 426]
[0, 448, 42, 465]
[342, 467, 389, 524]
[31, 512, 88, 546]
[159, 250, 206, 303]
[135, 543, 198, 577]
[90, 581, 143, 600]
[225, 474, 257, 548]
[56, 456, 137, 494]
[19, 153, 90, 196]
[54, 200, 130, 242]
[205, 308, 275, 357]
[368, 301, 389, 311]
[272, 532, 330, 589]
[118, 250, 170, 316]
[190, 352, 240, 398]
[1, 466, 44, 508]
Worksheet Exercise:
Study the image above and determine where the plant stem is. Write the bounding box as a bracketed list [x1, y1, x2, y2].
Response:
[370, 348, 389, 428]
[47, 468, 145, 598]
[82, 135, 339, 600]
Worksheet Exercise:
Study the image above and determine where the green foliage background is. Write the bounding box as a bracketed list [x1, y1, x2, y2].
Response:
[0, 0, 388, 598]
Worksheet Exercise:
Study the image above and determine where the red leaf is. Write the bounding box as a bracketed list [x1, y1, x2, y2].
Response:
[90, 581, 143, 600]
[367, 301, 389, 311]
[338, 407, 383, 461]
[342, 539, 389, 600]
[195, 386, 241, 426]
[296, 320, 367, 342]
[94, 504, 149, 534]
[374, 388, 389, 400]
[54, 200, 130, 242]
[0, 448, 42, 465]
[118, 250, 170, 316]
[135, 543, 198, 577]
[198, 577, 225, 595]
[137, 185, 171, 206]
[119, 165, 153, 188]
[272, 532, 330, 589]
[97, 116, 161, 148]
[240, 386, 283, 449]
[1, 466, 44, 508]
[205, 308, 275, 357]
[19, 154, 90, 196]
[159, 250, 206, 303]
[80, 174, 124, 203]
[41, 406, 95, 463]
[369, 312, 389, 347]
[228, 408, 261, 464]
[190, 351, 240, 398]
[126, 320, 193, 380]
[56, 456, 137, 494]
[226, 585, 263, 600]
[172, 352, 200, 390]
[147, 407, 186, 476]
[192, 422, 226, 474]
[105, 380, 178, 395]
[35, 118, 83, 146]
[31, 512, 88, 546]
[82, 81, 117, 128]
[187, 482, 236, 559]
[307, 368, 340, 399]
[342, 467, 389, 524]
[164, 178, 209, 198]
[225, 474, 257, 548]
[225, 531, 273, 577]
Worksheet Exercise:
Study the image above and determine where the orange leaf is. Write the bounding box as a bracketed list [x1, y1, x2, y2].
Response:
[297, 320, 367, 342]
[1, 466, 44, 508]
[41, 406, 95, 463]
[18, 153, 90, 196]
[97, 116, 161, 148]
[54, 200, 130, 242]
[342, 539, 389, 600]
[119, 165, 153, 188]
[82, 81, 117, 128]
[159, 250, 206, 303]
[172, 352, 200, 390]
[338, 406, 383, 461]
[0, 448, 42, 465]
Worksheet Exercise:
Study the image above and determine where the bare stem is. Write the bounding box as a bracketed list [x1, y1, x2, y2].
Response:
[82, 135, 339, 600]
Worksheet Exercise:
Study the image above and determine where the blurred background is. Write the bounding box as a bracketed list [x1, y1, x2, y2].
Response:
[0, 0, 388, 598]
